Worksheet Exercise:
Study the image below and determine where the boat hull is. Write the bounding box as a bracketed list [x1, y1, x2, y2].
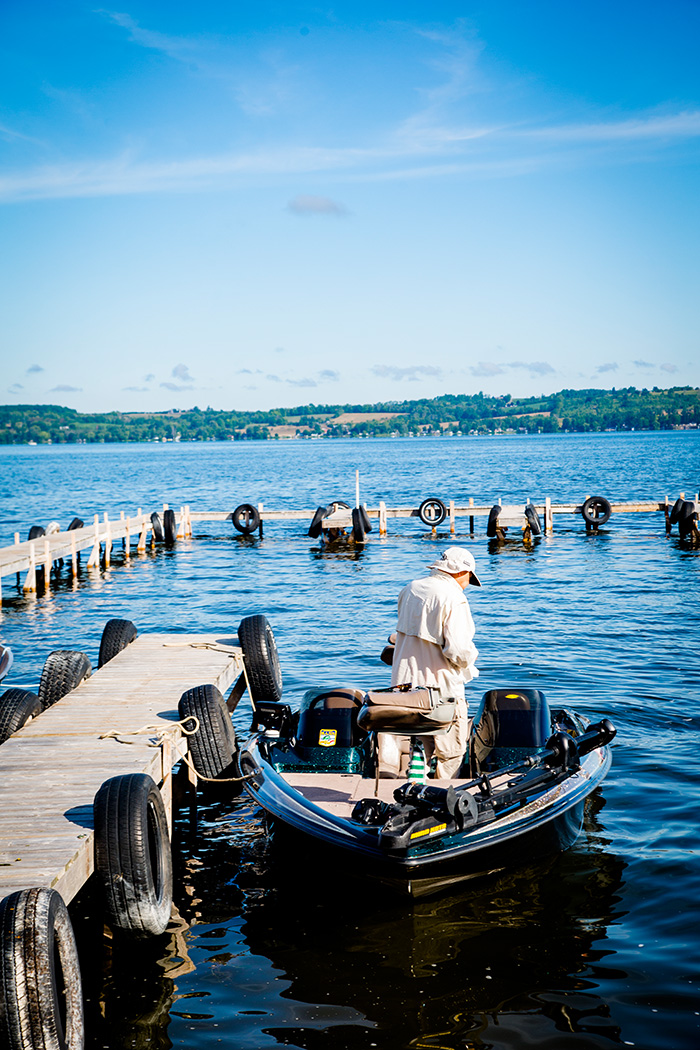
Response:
[239, 739, 612, 894]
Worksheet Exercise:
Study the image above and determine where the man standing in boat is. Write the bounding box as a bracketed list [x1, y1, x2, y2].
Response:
[388, 547, 481, 779]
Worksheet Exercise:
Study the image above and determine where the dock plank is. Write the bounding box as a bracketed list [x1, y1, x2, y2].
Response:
[0, 632, 243, 903]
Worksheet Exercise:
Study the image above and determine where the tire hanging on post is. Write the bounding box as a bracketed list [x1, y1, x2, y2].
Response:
[524, 505, 542, 536]
[418, 498, 447, 527]
[232, 504, 260, 534]
[178, 683, 238, 779]
[580, 496, 612, 526]
[238, 615, 283, 702]
[308, 506, 328, 538]
[150, 513, 164, 542]
[93, 773, 173, 937]
[486, 505, 501, 538]
[351, 507, 365, 543]
[163, 509, 177, 545]
[0, 886, 85, 1050]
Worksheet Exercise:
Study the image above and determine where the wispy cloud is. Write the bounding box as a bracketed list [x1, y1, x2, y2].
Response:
[172, 363, 193, 381]
[288, 195, 348, 215]
[287, 377, 317, 388]
[596, 363, 618, 374]
[9, 383, 24, 391]
[371, 364, 443, 381]
[123, 385, 149, 392]
[508, 360, 555, 377]
[660, 362, 678, 373]
[266, 373, 282, 383]
[634, 359, 654, 368]
[27, 364, 44, 374]
[470, 362, 505, 377]
[51, 384, 82, 392]
[319, 369, 340, 381]
[144, 373, 155, 382]
[160, 381, 193, 391]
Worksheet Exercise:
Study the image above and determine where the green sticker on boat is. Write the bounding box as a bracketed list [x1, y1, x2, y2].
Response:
[318, 728, 337, 747]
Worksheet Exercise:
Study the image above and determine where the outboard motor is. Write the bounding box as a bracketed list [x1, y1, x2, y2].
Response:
[471, 688, 552, 771]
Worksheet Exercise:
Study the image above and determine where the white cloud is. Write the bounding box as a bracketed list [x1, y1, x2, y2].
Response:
[288, 195, 348, 215]
[371, 364, 443, 381]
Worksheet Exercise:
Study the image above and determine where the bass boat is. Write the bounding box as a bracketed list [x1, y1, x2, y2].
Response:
[237, 681, 616, 897]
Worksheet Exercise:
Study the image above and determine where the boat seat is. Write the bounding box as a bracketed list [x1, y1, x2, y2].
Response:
[357, 688, 457, 736]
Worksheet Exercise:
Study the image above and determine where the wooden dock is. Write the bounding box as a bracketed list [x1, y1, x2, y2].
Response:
[0, 632, 241, 904]
[1, 491, 697, 603]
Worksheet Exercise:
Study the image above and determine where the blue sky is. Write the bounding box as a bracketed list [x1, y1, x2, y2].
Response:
[1, 1, 698, 412]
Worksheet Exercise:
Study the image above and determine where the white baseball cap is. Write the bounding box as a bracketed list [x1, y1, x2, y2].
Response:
[428, 547, 482, 586]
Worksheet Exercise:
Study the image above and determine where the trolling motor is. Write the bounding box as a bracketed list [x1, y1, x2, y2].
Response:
[351, 718, 617, 850]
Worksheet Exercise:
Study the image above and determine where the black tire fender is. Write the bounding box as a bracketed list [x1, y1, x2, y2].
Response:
[98, 619, 138, 668]
[27, 525, 45, 541]
[677, 500, 698, 539]
[486, 505, 501, 537]
[524, 504, 542, 535]
[93, 773, 173, 937]
[67, 517, 84, 531]
[308, 506, 328, 538]
[38, 650, 92, 710]
[358, 506, 373, 533]
[0, 887, 84, 1050]
[669, 498, 684, 525]
[581, 496, 612, 526]
[232, 503, 260, 534]
[150, 513, 164, 542]
[238, 615, 283, 702]
[418, 498, 447, 527]
[177, 683, 238, 778]
[351, 507, 365, 542]
[163, 508, 177, 545]
[0, 689, 42, 745]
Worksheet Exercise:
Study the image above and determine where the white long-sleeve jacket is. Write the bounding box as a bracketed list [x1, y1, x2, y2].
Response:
[390, 569, 479, 698]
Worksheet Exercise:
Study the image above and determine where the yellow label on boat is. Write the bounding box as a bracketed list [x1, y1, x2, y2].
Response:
[410, 823, 447, 840]
[318, 728, 337, 747]
[505, 693, 521, 699]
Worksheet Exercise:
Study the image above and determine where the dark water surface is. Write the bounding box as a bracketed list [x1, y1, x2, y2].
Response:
[1, 433, 699, 1050]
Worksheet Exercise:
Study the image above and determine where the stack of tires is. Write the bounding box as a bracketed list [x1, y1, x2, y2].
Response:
[669, 498, 699, 541]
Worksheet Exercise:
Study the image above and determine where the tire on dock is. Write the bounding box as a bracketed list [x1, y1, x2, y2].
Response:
[525, 504, 542, 536]
[38, 650, 92, 710]
[418, 498, 447, 527]
[163, 508, 177, 545]
[580, 496, 612, 526]
[351, 507, 366, 543]
[677, 500, 698, 540]
[0, 688, 42, 745]
[232, 503, 260, 534]
[0, 886, 84, 1050]
[98, 618, 138, 668]
[308, 506, 328, 538]
[486, 505, 501, 538]
[67, 517, 84, 531]
[238, 615, 283, 703]
[150, 512, 164, 542]
[358, 506, 372, 533]
[93, 773, 173, 937]
[27, 525, 45, 541]
[178, 683, 238, 778]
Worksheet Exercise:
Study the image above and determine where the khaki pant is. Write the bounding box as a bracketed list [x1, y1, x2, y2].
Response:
[377, 696, 469, 780]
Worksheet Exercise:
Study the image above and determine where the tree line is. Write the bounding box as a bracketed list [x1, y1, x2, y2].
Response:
[1, 386, 698, 444]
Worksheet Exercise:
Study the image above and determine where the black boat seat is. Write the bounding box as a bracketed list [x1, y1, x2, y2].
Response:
[297, 687, 365, 749]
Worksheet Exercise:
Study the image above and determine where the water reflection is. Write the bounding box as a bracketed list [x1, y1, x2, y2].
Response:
[71, 792, 626, 1050]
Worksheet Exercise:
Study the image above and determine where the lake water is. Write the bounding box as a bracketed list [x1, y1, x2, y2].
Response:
[1, 432, 699, 1050]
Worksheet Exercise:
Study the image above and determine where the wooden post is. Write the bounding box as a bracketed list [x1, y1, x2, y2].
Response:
[355, 470, 360, 509]
[104, 513, 112, 567]
[43, 538, 52, 583]
[185, 504, 192, 538]
[137, 517, 148, 553]
[379, 501, 387, 536]
[176, 506, 185, 540]
[545, 496, 553, 534]
[87, 514, 101, 567]
[24, 543, 36, 592]
[468, 496, 474, 534]
[70, 530, 77, 577]
[258, 502, 264, 539]
[124, 513, 131, 558]
[14, 533, 19, 545]
[449, 499, 455, 535]
[664, 495, 671, 536]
